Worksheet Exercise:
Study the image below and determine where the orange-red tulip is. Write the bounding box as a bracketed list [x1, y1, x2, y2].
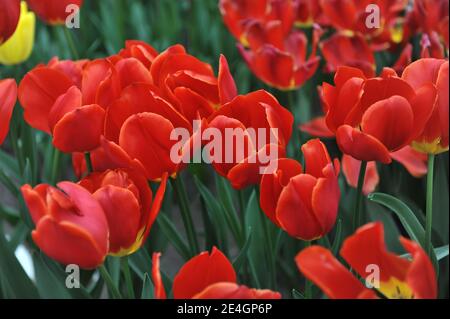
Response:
[0, 79, 17, 145]
[402, 58, 449, 154]
[238, 27, 321, 90]
[152, 247, 281, 299]
[79, 169, 167, 256]
[219, 0, 296, 46]
[260, 139, 340, 240]
[21, 182, 109, 269]
[208, 90, 292, 189]
[321, 33, 375, 77]
[0, 0, 20, 44]
[322, 66, 438, 163]
[296, 222, 438, 299]
[27, 0, 83, 25]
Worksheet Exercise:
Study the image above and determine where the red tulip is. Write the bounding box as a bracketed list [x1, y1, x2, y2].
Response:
[21, 182, 109, 269]
[320, 0, 408, 45]
[152, 247, 281, 299]
[79, 169, 167, 256]
[406, 0, 449, 49]
[294, 0, 325, 27]
[27, 0, 84, 25]
[322, 66, 437, 163]
[208, 90, 292, 189]
[0, 79, 17, 145]
[402, 58, 449, 154]
[296, 222, 437, 299]
[118, 40, 159, 69]
[0, 0, 20, 44]
[320, 33, 375, 77]
[260, 139, 340, 240]
[238, 27, 321, 90]
[150, 45, 237, 118]
[219, 0, 295, 46]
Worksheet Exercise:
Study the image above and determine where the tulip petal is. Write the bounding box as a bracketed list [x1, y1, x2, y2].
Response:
[295, 246, 377, 299]
[336, 125, 392, 163]
[18, 67, 73, 133]
[52, 104, 105, 153]
[361, 95, 414, 151]
[390, 146, 428, 178]
[218, 54, 237, 104]
[0, 79, 17, 145]
[260, 158, 303, 227]
[152, 252, 167, 299]
[193, 282, 281, 299]
[173, 247, 237, 299]
[342, 155, 379, 195]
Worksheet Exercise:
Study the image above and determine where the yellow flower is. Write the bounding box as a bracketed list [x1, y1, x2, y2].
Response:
[0, 1, 35, 65]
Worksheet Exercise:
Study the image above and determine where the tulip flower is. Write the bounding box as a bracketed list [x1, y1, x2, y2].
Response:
[0, 0, 20, 44]
[0, 1, 35, 66]
[321, 66, 438, 164]
[118, 40, 159, 69]
[0, 79, 17, 145]
[320, 33, 376, 77]
[402, 58, 449, 155]
[208, 90, 293, 189]
[405, 0, 449, 49]
[296, 222, 437, 299]
[219, 0, 296, 46]
[27, 0, 83, 25]
[21, 182, 109, 269]
[260, 139, 340, 240]
[79, 169, 167, 256]
[152, 247, 281, 299]
[238, 26, 321, 90]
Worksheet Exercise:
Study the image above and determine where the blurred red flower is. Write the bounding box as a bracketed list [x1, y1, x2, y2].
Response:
[152, 247, 281, 299]
[260, 139, 340, 240]
[296, 222, 437, 299]
[27, 0, 83, 25]
[0, 0, 20, 44]
[0, 79, 17, 145]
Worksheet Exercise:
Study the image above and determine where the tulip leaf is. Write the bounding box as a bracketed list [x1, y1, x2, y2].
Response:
[141, 273, 154, 300]
[0, 233, 39, 298]
[292, 289, 305, 299]
[401, 245, 449, 262]
[156, 213, 191, 261]
[331, 218, 343, 256]
[194, 176, 229, 249]
[232, 227, 252, 274]
[368, 192, 425, 246]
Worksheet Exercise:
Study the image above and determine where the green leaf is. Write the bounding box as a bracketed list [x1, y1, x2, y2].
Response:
[141, 273, 154, 299]
[156, 213, 191, 261]
[292, 289, 305, 299]
[401, 245, 449, 262]
[0, 233, 39, 298]
[33, 253, 91, 299]
[331, 218, 343, 255]
[368, 193, 425, 246]
[232, 227, 252, 274]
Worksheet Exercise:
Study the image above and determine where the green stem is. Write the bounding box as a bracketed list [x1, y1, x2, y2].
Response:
[425, 154, 435, 257]
[261, 213, 276, 290]
[50, 148, 62, 185]
[121, 256, 135, 299]
[238, 190, 246, 235]
[170, 177, 199, 256]
[304, 241, 313, 299]
[98, 265, 122, 299]
[63, 26, 80, 60]
[353, 161, 368, 232]
[84, 152, 93, 174]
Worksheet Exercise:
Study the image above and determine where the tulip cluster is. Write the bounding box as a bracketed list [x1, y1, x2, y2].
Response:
[219, 0, 450, 88]
[0, 0, 447, 301]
